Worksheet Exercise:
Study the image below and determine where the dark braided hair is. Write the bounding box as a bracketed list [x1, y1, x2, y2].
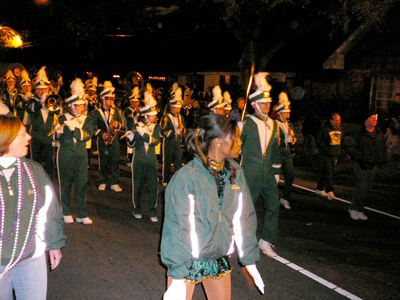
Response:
[186, 114, 238, 184]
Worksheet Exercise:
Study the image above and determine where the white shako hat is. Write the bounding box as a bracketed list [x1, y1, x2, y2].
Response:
[170, 87, 182, 107]
[208, 85, 225, 110]
[67, 78, 87, 105]
[275, 92, 291, 113]
[140, 104, 158, 116]
[249, 72, 272, 104]
[223, 91, 232, 110]
[35, 66, 51, 88]
[85, 77, 98, 91]
[145, 89, 158, 107]
[100, 81, 115, 98]
[5, 70, 16, 82]
[20, 70, 31, 87]
[129, 86, 140, 101]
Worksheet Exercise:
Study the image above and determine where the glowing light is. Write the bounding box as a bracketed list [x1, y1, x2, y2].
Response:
[148, 76, 165, 81]
[0, 25, 23, 48]
[113, 75, 120, 78]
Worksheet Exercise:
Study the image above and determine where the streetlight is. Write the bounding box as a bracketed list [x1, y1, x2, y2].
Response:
[0, 25, 23, 48]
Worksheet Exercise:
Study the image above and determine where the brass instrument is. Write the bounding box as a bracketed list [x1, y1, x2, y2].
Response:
[104, 107, 121, 145]
[44, 94, 63, 112]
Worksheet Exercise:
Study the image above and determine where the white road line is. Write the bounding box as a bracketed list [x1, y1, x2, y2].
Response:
[284, 181, 400, 220]
[274, 256, 363, 300]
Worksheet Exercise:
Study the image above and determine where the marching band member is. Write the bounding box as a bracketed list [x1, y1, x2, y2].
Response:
[125, 103, 161, 222]
[93, 81, 123, 192]
[240, 72, 281, 258]
[55, 79, 95, 225]
[26, 67, 59, 181]
[0, 70, 18, 116]
[123, 86, 141, 166]
[275, 92, 296, 210]
[15, 70, 34, 121]
[160, 88, 186, 186]
[85, 77, 99, 113]
[207, 85, 225, 115]
[161, 114, 264, 300]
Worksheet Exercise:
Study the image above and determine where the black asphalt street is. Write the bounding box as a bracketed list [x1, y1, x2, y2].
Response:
[47, 154, 400, 300]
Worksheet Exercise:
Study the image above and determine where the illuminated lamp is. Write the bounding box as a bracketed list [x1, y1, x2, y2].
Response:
[0, 25, 23, 48]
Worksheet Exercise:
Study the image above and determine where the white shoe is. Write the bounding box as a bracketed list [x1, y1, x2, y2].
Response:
[133, 214, 142, 219]
[280, 198, 291, 209]
[357, 212, 368, 220]
[63, 215, 74, 224]
[110, 184, 123, 192]
[349, 210, 360, 220]
[150, 216, 158, 223]
[98, 184, 106, 191]
[327, 191, 335, 200]
[76, 217, 93, 225]
[316, 189, 328, 197]
[258, 239, 277, 258]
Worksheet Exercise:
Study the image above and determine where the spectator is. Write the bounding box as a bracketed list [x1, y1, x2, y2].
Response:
[346, 113, 386, 220]
[0, 115, 65, 299]
[315, 113, 345, 200]
[384, 123, 400, 161]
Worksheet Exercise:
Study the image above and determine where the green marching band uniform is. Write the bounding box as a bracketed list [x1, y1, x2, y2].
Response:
[160, 98, 186, 185]
[127, 105, 161, 219]
[0, 157, 66, 276]
[240, 73, 281, 248]
[56, 84, 96, 220]
[93, 82, 122, 188]
[275, 92, 296, 207]
[161, 157, 260, 281]
[26, 67, 59, 182]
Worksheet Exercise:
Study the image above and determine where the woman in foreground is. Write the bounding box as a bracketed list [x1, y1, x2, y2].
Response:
[161, 114, 264, 300]
[0, 116, 65, 299]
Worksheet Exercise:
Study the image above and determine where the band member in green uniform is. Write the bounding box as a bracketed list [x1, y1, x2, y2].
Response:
[26, 67, 59, 182]
[160, 90, 186, 186]
[93, 81, 123, 192]
[55, 79, 96, 225]
[125, 103, 161, 222]
[241, 72, 281, 258]
[207, 85, 225, 115]
[274, 92, 296, 210]
[123, 86, 141, 166]
[0, 70, 18, 116]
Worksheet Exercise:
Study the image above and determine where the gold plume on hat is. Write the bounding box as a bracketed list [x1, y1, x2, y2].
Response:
[223, 91, 232, 104]
[70, 78, 85, 96]
[5, 69, 15, 81]
[103, 81, 115, 92]
[254, 72, 271, 92]
[36, 66, 49, 83]
[212, 85, 223, 102]
[278, 92, 290, 107]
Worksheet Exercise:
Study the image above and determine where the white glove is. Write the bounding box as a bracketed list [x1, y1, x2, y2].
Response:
[164, 279, 186, 300]
[246, 265, 265, 294]
[64, 119, 75, 131]
[54, 124, 63, 135]
[237, 121, 245, 132]
[275, 174, 280, 183]
[125, 130, 135, 141]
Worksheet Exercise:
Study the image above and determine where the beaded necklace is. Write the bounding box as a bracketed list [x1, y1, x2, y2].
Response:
[0, 158, 40, 278]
